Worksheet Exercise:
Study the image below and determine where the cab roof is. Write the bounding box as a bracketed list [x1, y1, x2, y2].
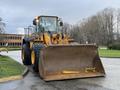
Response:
[35, 15, 58, 19]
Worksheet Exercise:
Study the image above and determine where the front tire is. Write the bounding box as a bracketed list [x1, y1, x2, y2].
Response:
[32, 44, 44, 72]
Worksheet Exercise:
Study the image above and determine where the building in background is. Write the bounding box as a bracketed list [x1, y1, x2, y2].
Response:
[0, 34, 24, 47]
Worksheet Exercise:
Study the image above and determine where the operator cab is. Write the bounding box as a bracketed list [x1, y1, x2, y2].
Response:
[33, 16, 63, 33]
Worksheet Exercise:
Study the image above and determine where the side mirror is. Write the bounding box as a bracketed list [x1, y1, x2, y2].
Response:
[60, 22, 63, 26]
[33, 19, 36, 25]
[33, 19, 39, 25]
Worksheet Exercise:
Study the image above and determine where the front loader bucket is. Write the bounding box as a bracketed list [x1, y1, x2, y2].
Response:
[39, 44, 105, 81]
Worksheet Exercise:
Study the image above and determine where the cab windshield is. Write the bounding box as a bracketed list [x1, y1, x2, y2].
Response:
[39, 17, 57, 32]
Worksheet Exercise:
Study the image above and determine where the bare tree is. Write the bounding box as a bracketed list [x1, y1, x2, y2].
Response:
[115, 9, 120, 42]
[0, 17, 6, 42]
[69, 8, 115, 46]
[62, 22, 71, 34]
[0, 17, 5, 34]
[103, 8, 114, 45]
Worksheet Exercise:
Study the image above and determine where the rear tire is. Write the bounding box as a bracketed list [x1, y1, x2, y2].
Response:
[22, 44, 31, 65]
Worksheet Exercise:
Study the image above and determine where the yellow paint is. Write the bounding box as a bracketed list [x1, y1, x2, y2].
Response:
[62, 70, 80, 74]
[30, 42, 33, 49]
[85, 67, 96, 73]
[0, 48, 8, 53]
[40, 35, 44, 41]
[31, 50, 35, 64]
[43, 33, 51, 45]
[30, 32, 70, 46]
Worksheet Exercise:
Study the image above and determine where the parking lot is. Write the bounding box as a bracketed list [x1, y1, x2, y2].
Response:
[0, 51, 120, 90]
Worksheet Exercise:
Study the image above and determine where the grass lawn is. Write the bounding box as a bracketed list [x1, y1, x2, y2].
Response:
[99, 49, 120, 58]
[0, 55, 25, 78]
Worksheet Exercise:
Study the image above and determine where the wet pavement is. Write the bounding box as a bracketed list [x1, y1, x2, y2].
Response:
[0, 51, 120, 90]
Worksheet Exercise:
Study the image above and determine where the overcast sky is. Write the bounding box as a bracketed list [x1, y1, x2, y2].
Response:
[0, 0, 120, 34]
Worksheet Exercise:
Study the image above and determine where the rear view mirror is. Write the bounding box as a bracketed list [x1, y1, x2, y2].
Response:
[60, 22, 63, 26]
[33, 19, 36, 25]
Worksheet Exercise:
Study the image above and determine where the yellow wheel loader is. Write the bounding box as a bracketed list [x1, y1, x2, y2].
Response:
[21, 15, 105, 81]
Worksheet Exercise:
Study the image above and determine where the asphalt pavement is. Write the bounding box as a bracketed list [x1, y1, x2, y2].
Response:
[0, 51, 120, 90]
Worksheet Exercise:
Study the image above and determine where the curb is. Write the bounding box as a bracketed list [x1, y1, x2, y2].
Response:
[100, 56, 120, 58]
[22, 66, 29, 77]
[0, 66, 29, 83]
[0, 75, 22, 83]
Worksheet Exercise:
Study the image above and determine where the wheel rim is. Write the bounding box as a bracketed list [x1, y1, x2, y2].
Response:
[31, 50, 35, 64]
